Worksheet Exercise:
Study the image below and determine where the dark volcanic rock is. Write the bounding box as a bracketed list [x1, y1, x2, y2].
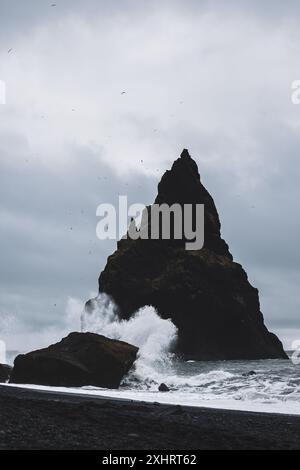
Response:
[158, 383, 170, 392]
[0, 364, 12, 383]
[10, 332, 138, 388]
[95, 149, 287, 361]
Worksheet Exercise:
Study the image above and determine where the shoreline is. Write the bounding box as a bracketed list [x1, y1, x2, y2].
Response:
[1, 384, 300, 449]
[2, 381, 300, 417]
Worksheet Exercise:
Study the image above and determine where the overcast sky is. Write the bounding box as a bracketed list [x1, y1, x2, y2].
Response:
[1, 0, 300, 353]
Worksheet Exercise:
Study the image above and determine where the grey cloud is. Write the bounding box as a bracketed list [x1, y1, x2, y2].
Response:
[1, 0, 300, 351]
[0, 140, 156, 342]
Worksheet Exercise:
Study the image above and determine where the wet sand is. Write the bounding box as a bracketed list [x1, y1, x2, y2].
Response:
[0, 384, 299, 450]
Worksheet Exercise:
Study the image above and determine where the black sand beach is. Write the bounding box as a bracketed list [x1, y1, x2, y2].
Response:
[0, 385, 300, 450]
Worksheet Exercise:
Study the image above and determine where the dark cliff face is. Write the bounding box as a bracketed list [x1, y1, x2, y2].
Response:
[97, 150, 287, 360]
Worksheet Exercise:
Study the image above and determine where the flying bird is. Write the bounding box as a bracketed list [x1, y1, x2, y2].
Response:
[121, 91, 126, 95]
[8, 48, 13, 53]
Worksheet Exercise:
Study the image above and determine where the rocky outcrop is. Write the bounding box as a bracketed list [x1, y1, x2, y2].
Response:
[0, 364, 12, 383]
[10, 332, 138, 388]
[158, 383, 170, 392]
[95, 149, 287, 361]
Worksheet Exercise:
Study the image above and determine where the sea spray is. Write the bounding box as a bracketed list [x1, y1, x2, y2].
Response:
[80, 295, 300, 414]
[11, 294, 299, 414]
[81, 293, 178, 387]
[81, 294, 118, 333]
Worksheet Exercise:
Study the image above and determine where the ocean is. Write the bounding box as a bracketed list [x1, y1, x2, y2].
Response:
[6, 295, 300, 416]
[5, 355, 300, 416]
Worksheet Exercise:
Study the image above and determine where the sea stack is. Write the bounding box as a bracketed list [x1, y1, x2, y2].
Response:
[94, 149, 287, 361]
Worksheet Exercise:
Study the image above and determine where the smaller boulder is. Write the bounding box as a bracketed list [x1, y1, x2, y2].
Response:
[158, 383, 170, 392]
[0, 364, 12, 383]
[10, 332, 138, 389]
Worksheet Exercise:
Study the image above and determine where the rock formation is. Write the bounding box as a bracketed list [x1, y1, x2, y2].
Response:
[94, 149, 287, 361]
[0, 364, 12, 383]
[158, 383, 170, 392]
[10, 332, 138, 388]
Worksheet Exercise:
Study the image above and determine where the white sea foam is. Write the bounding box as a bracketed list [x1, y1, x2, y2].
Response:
[4, 380, 300, 416]
[81, 294, 178, 387]
[79, 294, 300, 415]
[8, 294, 300, 416]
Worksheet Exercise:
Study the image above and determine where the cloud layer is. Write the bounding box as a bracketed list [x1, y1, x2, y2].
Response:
[1, 0, 300, 351]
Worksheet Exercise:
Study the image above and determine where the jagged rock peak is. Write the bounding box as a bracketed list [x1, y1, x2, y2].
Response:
[93, 150, 288, 361]
[155, 149, 200, 205]
[180, 148, 191, 158]
[155, 149, 229, 257]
